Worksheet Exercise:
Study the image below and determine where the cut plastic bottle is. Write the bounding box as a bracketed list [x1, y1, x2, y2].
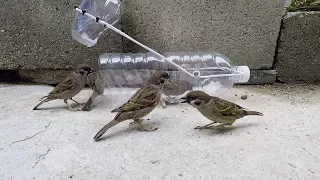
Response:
[98, 52, 250, 95]
[71, 1, 250, 96]
[72, 0, 123, 47]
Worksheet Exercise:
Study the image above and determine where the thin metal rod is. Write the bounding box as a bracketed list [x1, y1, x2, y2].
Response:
[74, 7, 244, 79]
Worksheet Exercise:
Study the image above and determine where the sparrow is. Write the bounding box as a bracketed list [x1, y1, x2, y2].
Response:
[160, 78, 193, 108]
[93, 71, 171, 141]
[32, 64, 94, 110]
[71, 70, 105, 111]
[181, 90, 263, 129]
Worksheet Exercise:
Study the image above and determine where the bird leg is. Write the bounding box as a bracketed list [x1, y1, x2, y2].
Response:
[194, 122, 217, 130]
[129, 119, 144, 126]
[206, 123, 231, 129]
[64, 99, 68, 104]
[69, 103, 87, 111]
[64, 99, 81, 111]
[70, 98, 80, 104]
[132, 119, 158, 132]
[159, 96, 167, 108]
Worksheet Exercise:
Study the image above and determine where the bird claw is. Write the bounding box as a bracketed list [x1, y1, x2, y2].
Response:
[81, 104, 91, 111]
[194, 126, 203, 130]
[67, 106, 80, 111]
[69, 103, 86, 111]
[129, 119, 145, 126]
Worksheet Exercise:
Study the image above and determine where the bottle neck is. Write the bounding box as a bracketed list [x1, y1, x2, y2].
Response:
[231, 66, 250, 83]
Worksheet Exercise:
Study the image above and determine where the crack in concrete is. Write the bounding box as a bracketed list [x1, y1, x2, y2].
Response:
[32, 148, 51, 168]
[10, 122, 51, 145]
[302, 147, 319, 163]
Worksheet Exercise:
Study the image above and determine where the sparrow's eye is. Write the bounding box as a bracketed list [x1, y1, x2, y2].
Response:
[162, 73, 170, 79]
[189, 95, 196, 100]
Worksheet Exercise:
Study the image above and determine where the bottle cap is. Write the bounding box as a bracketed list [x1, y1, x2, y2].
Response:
[232, 66, 250, 83]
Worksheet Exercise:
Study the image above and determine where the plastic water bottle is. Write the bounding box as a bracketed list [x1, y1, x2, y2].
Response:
[72, 0, 123, 47]
[98, 52, 250, 95]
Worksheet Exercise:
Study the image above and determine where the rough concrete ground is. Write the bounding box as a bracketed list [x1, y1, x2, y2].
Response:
[0, 84, 319, 179]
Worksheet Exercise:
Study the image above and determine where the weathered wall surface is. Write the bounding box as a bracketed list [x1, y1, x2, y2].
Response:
[0, 0, 122, 71]
[122, 0, 284, 69]
[0, 0, 284, 84]
[275, 12, 320, 83]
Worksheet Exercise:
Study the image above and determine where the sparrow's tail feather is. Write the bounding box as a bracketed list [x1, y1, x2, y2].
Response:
[39, 95, 49, 101]
[93, 119, 121, 141]
[245, 111, 263, 116]
[33, 98, 52, 110]
[111, 108, 120, 113]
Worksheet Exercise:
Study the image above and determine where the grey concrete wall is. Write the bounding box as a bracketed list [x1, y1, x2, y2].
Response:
[0, 0, 122, 71]
[0, 0, 284, 84]
[122, 0, 284, 69]
[275, 12, 320, 83]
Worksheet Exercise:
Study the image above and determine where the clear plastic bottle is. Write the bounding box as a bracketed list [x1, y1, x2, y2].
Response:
[98, 52, 250, 95]
[72, 0, 123, 47]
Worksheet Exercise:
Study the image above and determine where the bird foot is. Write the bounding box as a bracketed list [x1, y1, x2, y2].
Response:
[81, 103, 92, 111]
[159, 98, 167, 108]
[194, 124, 225, 130]
[69, 103, 86, 111]
[129, 119, 145, 126]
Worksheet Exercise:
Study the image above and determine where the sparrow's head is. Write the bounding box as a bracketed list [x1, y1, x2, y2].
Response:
[76, 64, 94, 76]
[180, 90, 211, 105]
[147, 71, 171, 85]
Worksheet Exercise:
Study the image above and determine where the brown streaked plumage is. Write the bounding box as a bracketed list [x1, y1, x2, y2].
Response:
[32, 64, 94, 110]
[83, 70, 105, 111]
[71, 70, 106, 111]
[181, 90, 263, 129]
[93, 71, 171, 141]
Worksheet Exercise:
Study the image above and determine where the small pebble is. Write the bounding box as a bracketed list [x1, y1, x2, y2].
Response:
[0, 30, 5, 32]
[241, 95, 248, 100]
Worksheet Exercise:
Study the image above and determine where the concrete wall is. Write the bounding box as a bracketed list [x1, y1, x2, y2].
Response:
[275, 12, 320, 83]
[122, 0, 284, 69]
[0, 0, 122, 71]
[0, 0, 284, 84]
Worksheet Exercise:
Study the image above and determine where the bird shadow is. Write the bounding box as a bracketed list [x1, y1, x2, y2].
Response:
[194, 123, 257, 135]
[162, 103, 180, 107]
[93, 121, 163, 142]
